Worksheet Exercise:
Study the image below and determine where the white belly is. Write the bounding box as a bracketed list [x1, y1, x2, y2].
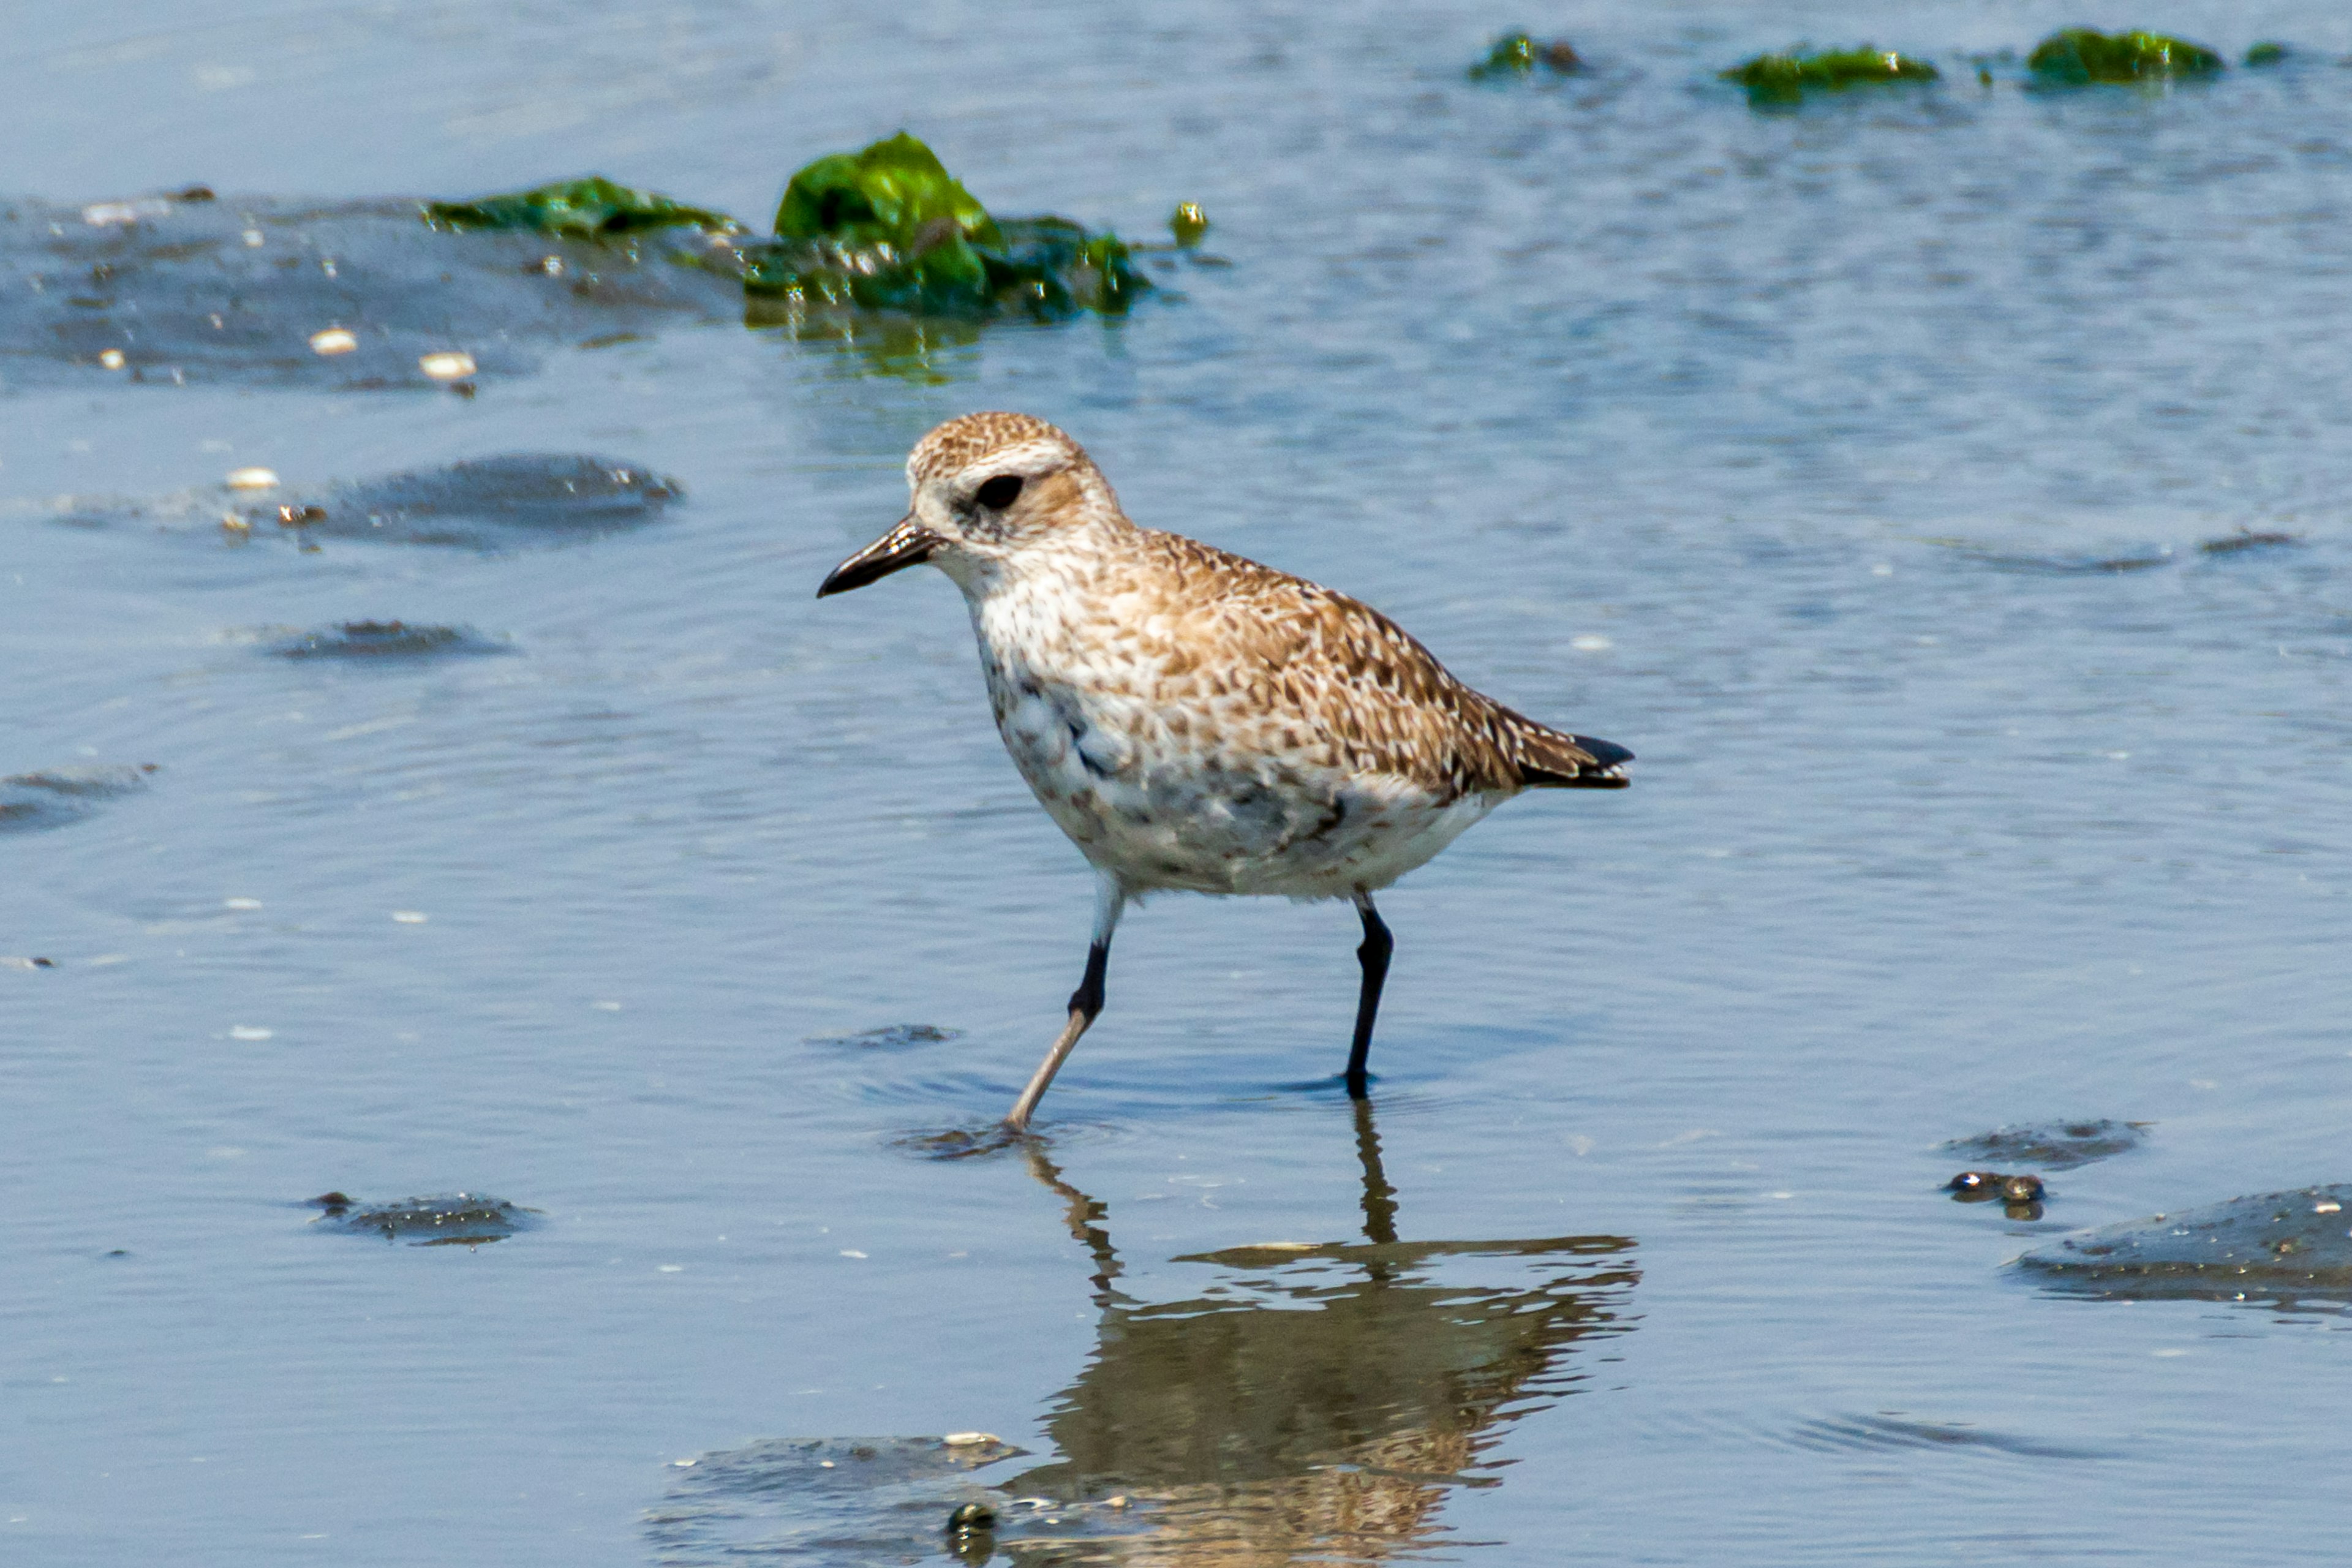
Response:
[986, 667, 1501, 899]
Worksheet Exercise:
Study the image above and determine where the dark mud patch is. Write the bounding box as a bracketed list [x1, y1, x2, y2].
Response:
[889, 1122, 1031, 1161]
[0, 195, 740, 391]
[2016, 1184, 2352, 1307]
[1928, 539, 2176, 575]
[644, 1435, 1121, 1567]
[1786, 1412, 2105, 1461]
[307, 1191, 535, 1246]
[0, 764, 156, 834]
[263, 620, 509, 659]
[2199, 530, 2302, 557]
[1942, 1119, 2146, 1170]
[53, 453, 679, 552]
[1925, 534, 2306, 575]
[810, 1023, 963, 1050]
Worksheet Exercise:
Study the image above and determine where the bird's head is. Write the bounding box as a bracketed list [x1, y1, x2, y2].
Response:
[817, 412, 1122, 598]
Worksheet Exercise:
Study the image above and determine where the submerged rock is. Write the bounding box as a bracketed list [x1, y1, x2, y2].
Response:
[731, 133, 1150, 320]
[3, 140, 1159, 392]
[264, 621, 509, 659]
[0, 764, 157, 834]
[2026, 29, 2224, 85]
[1468, 32, 1584, 79]
[309, 1191, 535, 1245]
[424, 176, 739, 239]
[1942, 1120, 2146, 1170]
[48, 454, 684, 551]
[292, 456, 680, 548]
[2017, 1185, 2352, 1304]
[1722, 47, 1939, 104]
[0, 195, 741, 390]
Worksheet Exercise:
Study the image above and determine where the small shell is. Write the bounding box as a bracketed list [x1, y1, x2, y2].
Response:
[97, 349, 126, 370]
[309, 328, 359, 356]
[224, 466, 280, 490]
[83, 198, 170, 227]
[418, 351, 477, 380]
[941, 1432, 998, 1447]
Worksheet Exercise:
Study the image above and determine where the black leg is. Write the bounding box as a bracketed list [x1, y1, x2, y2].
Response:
[1344, 895, 1392, 1098]
[1006, 880, 1125, 1133]
[1068, 940, 1109, 1023]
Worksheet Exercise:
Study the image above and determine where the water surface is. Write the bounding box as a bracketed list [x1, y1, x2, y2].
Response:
[4, 3, 2351, 1564]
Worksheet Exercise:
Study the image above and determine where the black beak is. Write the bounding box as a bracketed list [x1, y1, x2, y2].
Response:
[816, 515, 943, 598]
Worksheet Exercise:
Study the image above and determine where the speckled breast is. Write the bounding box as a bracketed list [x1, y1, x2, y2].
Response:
[976, 649, 1496, 899]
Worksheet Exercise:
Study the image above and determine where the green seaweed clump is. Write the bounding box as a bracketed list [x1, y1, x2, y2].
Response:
[2244, 41, 2289, 67]
[1469, 32, 1584, 79]
[2026, 29, 2223, 84]
[1722, 47, 1939, 104]
[734, 132, 1148, 319]
[423, 175, 739, 238]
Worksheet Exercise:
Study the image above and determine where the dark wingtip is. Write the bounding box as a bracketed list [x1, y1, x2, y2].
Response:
[1521, 734, 1633, 790]
[1574, 734, 1634, 769]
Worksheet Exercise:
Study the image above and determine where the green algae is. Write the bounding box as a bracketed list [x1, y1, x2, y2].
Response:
[771, 132, 998, 252]
[2026, 29, 2224, 84]
[2245, 41, 2289, 68]
[736, 133, 1148, 320]
[423, 176, 739, 238]
[1469, 32, 1583, 80]
[425, 135, 1150, 324]
[1721, 47, 1939, 104]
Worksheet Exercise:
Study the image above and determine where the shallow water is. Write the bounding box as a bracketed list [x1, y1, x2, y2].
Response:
[5, 2, 2352, 1564]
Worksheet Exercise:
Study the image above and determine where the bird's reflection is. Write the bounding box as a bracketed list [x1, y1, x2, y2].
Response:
[994, 1101, 1638, 1564]
[647, 1102, 1636, 1566]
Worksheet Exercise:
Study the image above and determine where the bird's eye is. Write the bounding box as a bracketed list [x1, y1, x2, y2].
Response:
[974, 474, 1023, 510]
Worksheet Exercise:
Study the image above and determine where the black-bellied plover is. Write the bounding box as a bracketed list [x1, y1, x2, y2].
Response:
[820, 413, 1630, 1131]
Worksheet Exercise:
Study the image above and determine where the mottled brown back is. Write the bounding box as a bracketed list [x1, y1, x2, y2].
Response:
[1131, 532, 1629, 798]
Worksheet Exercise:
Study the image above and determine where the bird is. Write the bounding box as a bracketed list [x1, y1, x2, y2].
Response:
[818, 412, 1630, 1133]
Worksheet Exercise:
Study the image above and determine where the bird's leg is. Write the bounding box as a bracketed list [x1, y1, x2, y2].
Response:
[1005, 875, 1125, 1134]
[1344, 891, 1393, 1098]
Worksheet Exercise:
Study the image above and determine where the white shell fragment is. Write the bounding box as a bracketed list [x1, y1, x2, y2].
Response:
[83, 198, 171, 227]
[309, 328, 359, 356]
[941, 1432, 999, 1447]
[418, 351, 477, 381]
[224, 467, 280, 490]
[229, 1025, 273, 1041]
[97, 349, 126, 370]
[391, 911, 428, 924]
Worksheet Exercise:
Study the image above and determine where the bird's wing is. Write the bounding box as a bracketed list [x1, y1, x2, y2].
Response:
[1135, 532, 1632, 796]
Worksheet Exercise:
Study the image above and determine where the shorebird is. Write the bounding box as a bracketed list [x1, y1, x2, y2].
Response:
[819, 413, 1630, 1132]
